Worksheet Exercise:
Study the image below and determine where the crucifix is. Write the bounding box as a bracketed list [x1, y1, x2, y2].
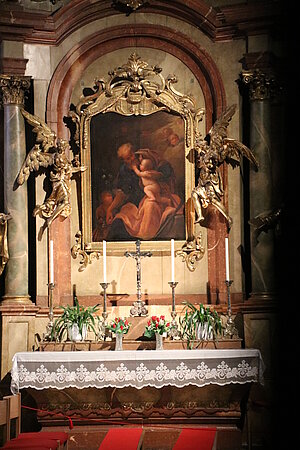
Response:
[125, 240, 152, 316]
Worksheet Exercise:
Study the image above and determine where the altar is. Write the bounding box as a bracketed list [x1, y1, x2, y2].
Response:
[11, 348, 264, 438]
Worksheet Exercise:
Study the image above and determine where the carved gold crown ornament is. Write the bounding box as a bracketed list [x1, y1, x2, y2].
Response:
[113, 0, 146, 12]
[69, 52, 206, 272]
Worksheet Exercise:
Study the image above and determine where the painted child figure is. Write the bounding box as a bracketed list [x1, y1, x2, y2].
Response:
[132, 158, 171, 206]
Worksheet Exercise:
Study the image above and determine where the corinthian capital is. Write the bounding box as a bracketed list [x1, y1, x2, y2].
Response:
[240, 70, 281, 101]
[0, 75, 31, 106]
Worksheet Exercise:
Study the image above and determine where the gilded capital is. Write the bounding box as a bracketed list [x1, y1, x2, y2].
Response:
[0, 75, 31, 106]
[240, 70, 281, 101]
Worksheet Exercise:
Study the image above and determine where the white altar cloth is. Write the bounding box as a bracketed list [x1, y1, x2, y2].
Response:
[10, 348, 264, 394]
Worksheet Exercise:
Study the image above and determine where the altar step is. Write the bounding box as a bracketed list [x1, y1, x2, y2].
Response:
[43, 425, 242, 450]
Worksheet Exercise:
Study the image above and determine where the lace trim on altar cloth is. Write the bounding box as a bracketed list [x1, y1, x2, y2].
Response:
[11, 352, 264, 394]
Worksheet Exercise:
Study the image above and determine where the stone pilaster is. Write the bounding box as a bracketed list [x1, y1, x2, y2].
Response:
[0, 74, 33, 305]
[240, 69, 282, 300]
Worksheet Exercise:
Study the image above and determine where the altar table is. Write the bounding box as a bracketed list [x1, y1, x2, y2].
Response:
[11, 349, 264, 394]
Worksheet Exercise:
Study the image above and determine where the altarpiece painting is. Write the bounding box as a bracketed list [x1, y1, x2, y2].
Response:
[90, 111, 185, 242]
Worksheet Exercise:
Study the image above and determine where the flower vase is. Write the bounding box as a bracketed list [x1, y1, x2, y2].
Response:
[115, 332, 123, 351]
[67, 324, 87, 342]
[155, 333, 164, 350]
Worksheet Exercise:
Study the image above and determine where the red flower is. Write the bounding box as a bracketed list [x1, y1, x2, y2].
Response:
[120, 325, 124, 330]
[155, 323, 159, 328]
[166, 323, 170, 327]
[113, 323, 116, 328]
[152, 316, 157, 321]
[160, 315, 165, 320]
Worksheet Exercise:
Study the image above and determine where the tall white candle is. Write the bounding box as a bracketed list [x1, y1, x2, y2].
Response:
[103, 240, 107, 283]
[225, 237, 230, 281]
[49, 240, 54, 284]
[171, 239, 175, 282]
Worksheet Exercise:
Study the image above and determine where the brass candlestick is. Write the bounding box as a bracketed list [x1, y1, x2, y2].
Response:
[224, 280, 238, 338]
[43, 282, 55, 341]
[168, 281, 180, 339]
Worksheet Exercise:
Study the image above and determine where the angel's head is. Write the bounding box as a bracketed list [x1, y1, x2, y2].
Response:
[57, 139, 70, 154]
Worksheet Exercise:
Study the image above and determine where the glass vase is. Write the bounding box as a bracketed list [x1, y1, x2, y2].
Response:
[115, 332, 123, 351]
[155, 332, 164, 350]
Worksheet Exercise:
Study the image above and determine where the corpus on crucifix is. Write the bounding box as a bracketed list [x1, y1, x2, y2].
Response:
[125, 240, 152, 316]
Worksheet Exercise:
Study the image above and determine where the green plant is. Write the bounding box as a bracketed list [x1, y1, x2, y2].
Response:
[51, 298, 99, 341]
[179, 301, 222, 349]
[144, 315, 171, 338]
[106, 317, 131, 334]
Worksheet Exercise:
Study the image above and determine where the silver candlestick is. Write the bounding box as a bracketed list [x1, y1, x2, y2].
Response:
[43, 282, 55, 341]
[99, 282, 110, 340]
[168, 281, 180, 339]
[223, 280, 238, 338]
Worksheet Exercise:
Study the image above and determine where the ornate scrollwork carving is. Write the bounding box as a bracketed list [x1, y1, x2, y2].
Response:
[71, 231, 101, 272]
[176, 233, 205, 272]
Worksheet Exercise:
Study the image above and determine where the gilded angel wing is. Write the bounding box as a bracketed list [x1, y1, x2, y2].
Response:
[207, 104, 258, 170]
[21, 108, 56, 152]
[207, 104, 237, 151]
[17, 144, 55, 185]
[16, 109, 57, 185]
[223, 138, 259, 170]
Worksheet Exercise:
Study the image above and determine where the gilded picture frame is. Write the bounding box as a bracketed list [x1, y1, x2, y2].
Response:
[70, 53, 205, 265]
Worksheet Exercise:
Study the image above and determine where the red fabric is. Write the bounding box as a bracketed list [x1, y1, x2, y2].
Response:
[2, 438, 59, 449]
[1, 447, 51, 450]
[98, 428, 143, 450]
[17, 432, 68, 444]
[172, 428, 217, 450]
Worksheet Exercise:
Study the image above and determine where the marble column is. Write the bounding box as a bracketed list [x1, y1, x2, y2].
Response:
[241, 70, 281, 299]
[0, 75, 32, 305]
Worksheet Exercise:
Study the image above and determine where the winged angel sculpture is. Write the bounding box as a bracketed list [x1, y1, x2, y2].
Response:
[17, 109, 86, 227]
[192, 104, 259, 230]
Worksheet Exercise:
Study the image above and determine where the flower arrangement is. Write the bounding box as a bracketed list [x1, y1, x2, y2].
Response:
[179, 301, 223, 348]
[51, 298, 99, 342]
[144, 315, 171, 338]
[106, 317, 130, 334]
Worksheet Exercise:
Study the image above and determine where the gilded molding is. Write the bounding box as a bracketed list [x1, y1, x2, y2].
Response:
[0, 75, 31, 106]
[240, 70, 281, 101]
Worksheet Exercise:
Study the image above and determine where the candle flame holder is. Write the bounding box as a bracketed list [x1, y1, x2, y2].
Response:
[224, 280, 239, 338]
[168, 281, 180, 339]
